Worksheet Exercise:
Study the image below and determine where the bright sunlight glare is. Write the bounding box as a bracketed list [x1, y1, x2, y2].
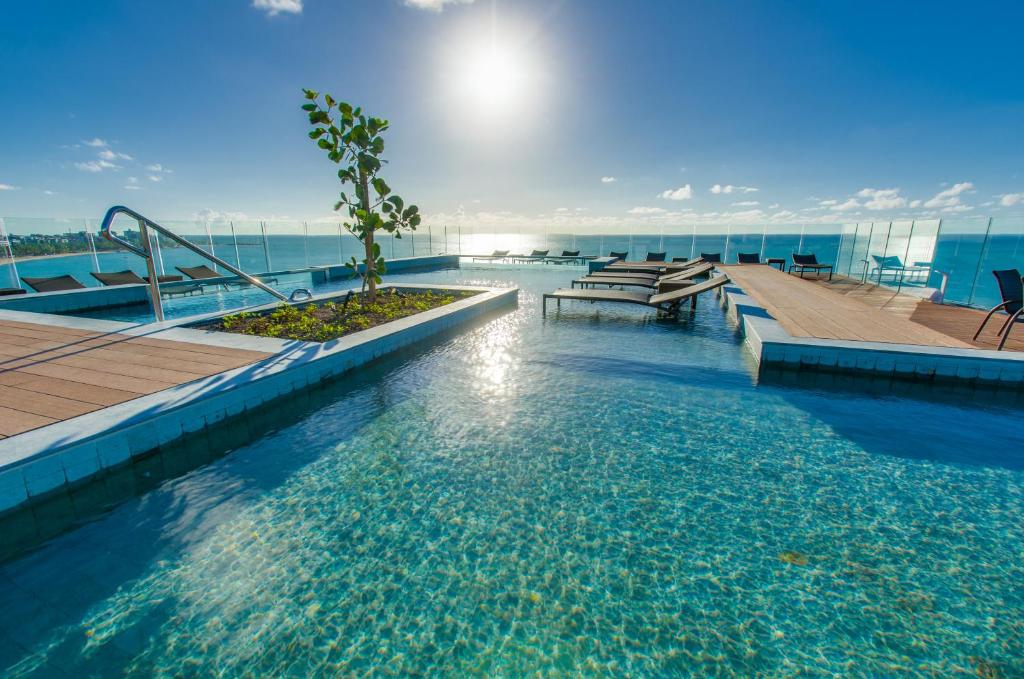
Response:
[458, 44, 525, 112]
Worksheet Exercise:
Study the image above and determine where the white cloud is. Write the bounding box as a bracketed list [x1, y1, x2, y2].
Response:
[999, 192, 1024, 207]
[732, 200, 759, 207]
[147, 175, 163, 182]
[600, 176, 617, 184]
[909, 200, 922, 208]
[252, 0, 302, 16]
[710, 184, 758, 194]
[659, 184, 693, 201]
[0, 183, 18, 191]
[98, 149, 132, 161]
[124, 184, 141, 191]
[818, 199, 838, 207]
[856, 187, 906, 210]
[829, 198, 861, 212]
[194, 208, 252, 222]
[942, 204, 974, 213]
[403, 0, 474, 11]
[924, 181, 974, 209]
[82, 138, 107, 147]
[74, 160, 117, 172]
[768, 203, 780, 209]
[555, 207, 569, 212]
[628, 206, 667, 215]
[127, 176, 138, 184]
[43, 189, 56, 195]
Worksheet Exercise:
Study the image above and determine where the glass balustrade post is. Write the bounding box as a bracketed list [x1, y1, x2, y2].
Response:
[458, 227, 462, 255]
[797, 224, 805, 254]
[724, 225, 732, 263]
[337, 223, 344, 264]
[230, 221, 241, 269]
[428, 226, 433, 254]
[260, 221, 272, 271]
[690, 225, 696, 260]
[302, 222, 310, 268]
[84, 219, 100, 272]
[967, 217, 994, 307]
[878, 222, 893, 285]
[0, 218, 19, 288]
[152, 230, 167, 275]
[204, 222, 218, 272]
[759, 224, 767, 260]
[444, 225, 448, 254]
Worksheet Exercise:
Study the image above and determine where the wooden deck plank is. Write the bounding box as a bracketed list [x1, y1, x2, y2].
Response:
[722, 266, 976, 348]
[0, 406, 58, 437]
[0, 320, 274, 436]
[0, 387, 100, 420]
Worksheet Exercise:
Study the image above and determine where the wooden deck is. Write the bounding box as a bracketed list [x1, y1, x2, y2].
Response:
[721, 265, 1024, 352]
[0, 320, 273, 438]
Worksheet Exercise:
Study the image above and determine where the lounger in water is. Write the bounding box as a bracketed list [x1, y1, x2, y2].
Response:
[573, 262, 714, 290]
[91, 270, 184, 286]
[471, 250, 509, 261]
[543, 274, 730, 317]
[21, 275, 86, 292]
[176, 265, 224, 280]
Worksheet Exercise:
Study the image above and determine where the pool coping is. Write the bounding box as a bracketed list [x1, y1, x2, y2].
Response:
[0, 282, 518, 514]
[720, 281, 1024, 386]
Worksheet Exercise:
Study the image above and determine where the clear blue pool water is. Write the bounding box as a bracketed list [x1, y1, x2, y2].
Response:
[2, 265, 1023, 676]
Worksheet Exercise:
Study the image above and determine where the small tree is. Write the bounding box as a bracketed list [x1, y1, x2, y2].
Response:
[302, 89, 421, 302]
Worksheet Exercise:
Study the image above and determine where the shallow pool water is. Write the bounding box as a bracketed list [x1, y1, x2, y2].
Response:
[3, 265, 1024, 676]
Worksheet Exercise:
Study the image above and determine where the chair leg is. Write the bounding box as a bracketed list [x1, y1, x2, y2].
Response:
[997, 309, 1023, 350]
[973, 302, 1010, 340]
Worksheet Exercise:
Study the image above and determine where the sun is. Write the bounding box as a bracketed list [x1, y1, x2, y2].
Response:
[458, 44, 524, 112]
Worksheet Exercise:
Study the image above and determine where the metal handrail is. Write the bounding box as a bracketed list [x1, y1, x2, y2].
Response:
[99, 205, 288, 321]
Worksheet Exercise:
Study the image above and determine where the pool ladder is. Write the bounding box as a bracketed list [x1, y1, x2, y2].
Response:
[99, 205, 308, 322]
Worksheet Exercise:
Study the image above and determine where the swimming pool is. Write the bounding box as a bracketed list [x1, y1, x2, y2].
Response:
[2, 265, 1023, 676]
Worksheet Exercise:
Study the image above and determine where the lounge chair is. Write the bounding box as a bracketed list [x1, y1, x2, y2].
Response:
[573, 262, 714, 291]
[0, 288, 26, 296]
[603, 256, 703, 275]
[543, 274, 730, 318]
[609, 251, 628, 261]
[737, 252, 761, 264]
[561, 250, 580, 257]
[514, 249, 549, 263]
[789, 253, 833, 280]
[177, 265, 225, 280]
[973, 269, 1023, 351]
[471, 250, 510, 262]
[21, 275, 86, 292]
[870, 255, 930, 283]
[645, 251, 667, 262]
[91, 270, 184, 286]
[700, 252, 722, 263]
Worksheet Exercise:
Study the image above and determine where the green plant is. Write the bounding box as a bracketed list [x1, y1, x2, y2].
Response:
[302, 90, 421, 302]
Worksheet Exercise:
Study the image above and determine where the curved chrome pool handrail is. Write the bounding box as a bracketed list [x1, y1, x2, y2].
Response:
[99, 205, 288, 321]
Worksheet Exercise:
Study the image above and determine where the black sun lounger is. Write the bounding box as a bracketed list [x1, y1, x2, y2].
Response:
[21, 275, 86, 292]
[471, 250, 510, 261]
[573, 262, 714, 290]
[543, 274, 730, 318]
[789, 253, 833, 280]
[91, 270, 184, 286]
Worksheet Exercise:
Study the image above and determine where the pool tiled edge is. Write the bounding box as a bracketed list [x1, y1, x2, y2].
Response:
[721, 282, 1024, 387]
[0, 284, 518, 514]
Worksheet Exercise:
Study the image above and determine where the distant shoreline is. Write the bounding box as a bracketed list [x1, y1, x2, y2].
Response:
[8, 250, 119, 264]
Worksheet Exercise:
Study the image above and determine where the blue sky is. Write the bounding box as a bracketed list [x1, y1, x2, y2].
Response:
[1, 0, 1022, 230]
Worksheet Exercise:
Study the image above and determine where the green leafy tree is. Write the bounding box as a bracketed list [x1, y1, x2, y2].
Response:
[302, 89, 421, 301]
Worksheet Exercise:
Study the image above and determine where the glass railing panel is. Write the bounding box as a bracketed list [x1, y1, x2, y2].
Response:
[931, 217, 991, 306]
[798, 224, 843, 268]
[968, 216, 1024, 309]
[868, 220, 915, 288]
[893, 219, 941, 292]
[693, 226, 728, 262]
[761, 225, 803, 265]
[834, 223, 860, 276]
[726, 226, 764, 263]
[304, 221, 344, 267]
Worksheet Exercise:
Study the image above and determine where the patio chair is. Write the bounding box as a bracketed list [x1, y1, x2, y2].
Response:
[737, 252, 761, 264]
[572, 262, 714, 291]
[700, 252, 722, 263]
[645, 251, 667, 262]
[789, 253, 833, 280]
[973, 269, 1023, 351]
[609, 251, 628, 261]
[561, 250, 580, 257]
[176, 265, 224, 280]
[869, 255, 930, 283]
[543, 274, 730, 318]
[21, 275, 86, 292]
[0, 288, 26, 296]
